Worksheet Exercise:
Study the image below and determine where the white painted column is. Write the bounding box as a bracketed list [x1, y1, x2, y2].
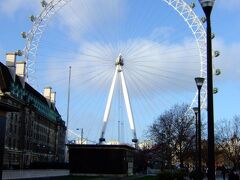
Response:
[120, 70, 137, 142]
[99, 67, 118, 142]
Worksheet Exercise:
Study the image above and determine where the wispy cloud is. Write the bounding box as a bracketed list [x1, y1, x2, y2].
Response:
[150, 27, 176, 42]
[56, 0, 126, 42]
[0, 0, 39, 17]
[216, 0, 240, 11]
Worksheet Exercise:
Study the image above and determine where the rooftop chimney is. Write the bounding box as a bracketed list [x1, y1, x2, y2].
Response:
[16, 61, 26, 88]
[50, 91, 56, 109]
[43, 87, 52, 101]
[6, 52, 16, 81]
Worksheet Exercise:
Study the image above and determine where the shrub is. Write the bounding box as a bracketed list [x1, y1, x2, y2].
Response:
[157, 170, 175, 180]
[157, 169, 187, 180]
[189, 170, 205, 180]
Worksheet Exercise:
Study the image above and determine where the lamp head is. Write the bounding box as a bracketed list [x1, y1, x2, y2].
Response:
[192, 107, 198, 114]
[195, 77, 205, 89]
[199, 0, 215, 8]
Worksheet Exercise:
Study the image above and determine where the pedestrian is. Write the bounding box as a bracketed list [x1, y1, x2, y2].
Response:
[229, 168, 239, 180]
[221, 165, 226, 180]
[229, 169, 235, 180]
[235, 173, 239, 180]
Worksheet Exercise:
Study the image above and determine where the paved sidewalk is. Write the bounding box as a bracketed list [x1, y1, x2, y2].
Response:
[2, 170, 229, 180]
[2, 169, 69, 180]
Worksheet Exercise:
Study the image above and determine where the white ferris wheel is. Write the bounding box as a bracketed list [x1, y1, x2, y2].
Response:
[21, 0, 219, 145]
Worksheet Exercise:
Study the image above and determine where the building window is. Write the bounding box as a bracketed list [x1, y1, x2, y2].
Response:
[13, 139, 16, 149]
[18, 140, 21, 149]
[9, 123, 13, 133]
[14, 125, 17, 134]
[27, 141, 30, 150]
[8, 138, 11, 148]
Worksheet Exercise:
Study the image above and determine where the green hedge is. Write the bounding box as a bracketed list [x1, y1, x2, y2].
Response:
[157, 169, 187, 180]
[189, 170, 205, 180]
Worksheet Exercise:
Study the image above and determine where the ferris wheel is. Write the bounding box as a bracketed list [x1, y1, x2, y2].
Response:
[21, 0, 220, 144]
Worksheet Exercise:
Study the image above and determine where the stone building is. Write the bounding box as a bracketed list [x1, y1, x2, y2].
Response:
[0, 52, 66, 169]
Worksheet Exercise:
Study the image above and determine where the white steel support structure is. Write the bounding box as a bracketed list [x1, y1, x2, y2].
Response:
[99, 54, 138, 144]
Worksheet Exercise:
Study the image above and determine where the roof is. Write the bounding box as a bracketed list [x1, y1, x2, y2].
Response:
[0, 62, 48, 104]
[25, 83, 49, 105]
[0, 62, 12, 91]
[67, 144, 136, 151]
[0, 61, 62, 120]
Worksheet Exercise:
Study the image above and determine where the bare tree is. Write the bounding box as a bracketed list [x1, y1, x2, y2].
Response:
[216, 116, 240, 168]
[148, 104, 195, 168]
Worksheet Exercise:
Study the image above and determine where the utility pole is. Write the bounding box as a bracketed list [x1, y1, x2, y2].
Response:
[65, 66, 71, 162]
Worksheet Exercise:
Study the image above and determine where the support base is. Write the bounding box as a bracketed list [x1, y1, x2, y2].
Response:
[99, 138, 105, 143]
[132, 139, 138, 143]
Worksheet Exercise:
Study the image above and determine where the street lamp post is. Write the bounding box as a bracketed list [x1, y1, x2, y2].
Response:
[195, 77, 205, 178]
[192, 107, 198, 172]
[198, 0, 215, 179]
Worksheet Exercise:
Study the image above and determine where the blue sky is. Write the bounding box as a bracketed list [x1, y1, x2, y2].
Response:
[0, 0, 239, 144]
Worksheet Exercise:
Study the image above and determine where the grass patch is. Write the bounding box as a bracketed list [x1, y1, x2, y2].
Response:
[134, 176, 158, 180]
[52, 176, 104, 180]
[49, 175, 158, 180]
